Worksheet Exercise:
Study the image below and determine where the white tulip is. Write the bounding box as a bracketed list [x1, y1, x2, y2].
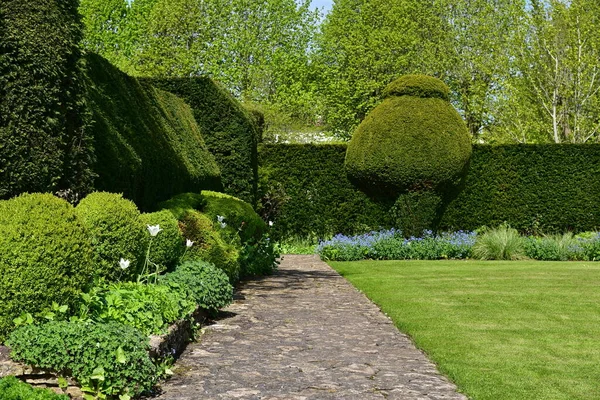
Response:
[186, 239, 194, 248]
[268, 221, 274, 227]
[119, 258, 130, 270]
[220, 222, 227, 229]
[147, 224, 162, 237]
[217, 215, 225, 223]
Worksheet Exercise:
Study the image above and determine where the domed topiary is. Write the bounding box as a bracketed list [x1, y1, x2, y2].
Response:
[76, 192, 146, 281]
[179, 210, 241, 282]
[345, 74, 471, 196]
[0, 193, 94, 342]
[139, 210, 184, 272]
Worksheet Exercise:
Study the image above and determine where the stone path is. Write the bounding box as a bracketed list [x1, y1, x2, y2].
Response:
[155, 255, 467, 400]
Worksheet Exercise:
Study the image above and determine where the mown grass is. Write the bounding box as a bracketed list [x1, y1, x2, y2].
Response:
[330, 260, 600, 400]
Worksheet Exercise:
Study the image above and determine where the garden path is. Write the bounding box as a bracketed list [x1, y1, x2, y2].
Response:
[155, 255, 466, 400]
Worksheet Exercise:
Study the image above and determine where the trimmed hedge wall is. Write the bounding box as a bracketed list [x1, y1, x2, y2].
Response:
[148, 78, 260, 205]
[260, 144, 600, 238]
[0, 0, 94, 200]
[85, 54, 221, 210]
[259, 144, 392, 239]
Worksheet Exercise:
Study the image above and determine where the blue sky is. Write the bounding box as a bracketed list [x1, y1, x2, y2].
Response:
[311, 0, 333, 13]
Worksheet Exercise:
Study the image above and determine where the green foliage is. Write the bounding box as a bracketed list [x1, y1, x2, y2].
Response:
[85, 54, 221, 210]
[201, 190, 267, 243]
[440, 145, 600, 232]
[345, 76, 472, 196]
[147, 78, 259, 205]
[0, 377, 68, 400]
[0, 0, 94, 200]
[7, 322, 157, 398]
[259, 144, 392, 240]
[382, 74, 450, 100]
[179, 210, 241, 282]
[78, 282, 196, 336]
[140, 211, 184, 271]
[0, 194, 94, 343]
[158, 192, 207, 220]
[76, 192, 146, 282]
[239, 235, 280, 277]
[160, 260, 233, 312]
[524, 233, 583, 261]
[391, 192, 443, 238]
[473, 225, 525, 260]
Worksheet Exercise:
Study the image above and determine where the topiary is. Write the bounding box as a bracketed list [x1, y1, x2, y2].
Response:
[178, 210, 240, 282]
[0, 193, 94, 342]
[139, 210, 184, 272]
[0, 376, 69, 400]
[390, 191, 443, 238]
[157, 192, 207, 220]
[160, 260, 233, 313]
[76, 192, 146, 281]
[345, 74, 472, 196]
[201, 190, 267, 243]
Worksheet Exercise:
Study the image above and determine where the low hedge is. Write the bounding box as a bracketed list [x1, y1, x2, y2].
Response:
[86, 54, 221, 210]
[259, 144, 600, 238]
[0, 194, 94, 342]
[148, 78, 259, 205]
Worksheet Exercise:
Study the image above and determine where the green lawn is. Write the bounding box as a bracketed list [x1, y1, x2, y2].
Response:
[330, 260, 600, 400]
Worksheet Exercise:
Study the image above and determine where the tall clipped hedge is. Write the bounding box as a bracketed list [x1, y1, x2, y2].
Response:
[259, 144, 392, 239]
[148, 78, 259, 205]
[440, 145, 600, 232]
[0, 0, 94, 200]
[260, 144, 600, 238]
[85, 54, 221, 210]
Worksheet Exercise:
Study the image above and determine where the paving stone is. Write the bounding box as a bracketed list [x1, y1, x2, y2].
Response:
[155, 255, 467, 400]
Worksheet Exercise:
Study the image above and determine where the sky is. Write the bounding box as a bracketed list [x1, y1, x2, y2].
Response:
[311, 0, 333, 13]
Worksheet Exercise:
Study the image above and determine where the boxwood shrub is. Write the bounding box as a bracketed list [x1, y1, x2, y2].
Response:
[76, 192, 146, 281]
[0, 193, 94, 342]
[139, 210, 184, 272]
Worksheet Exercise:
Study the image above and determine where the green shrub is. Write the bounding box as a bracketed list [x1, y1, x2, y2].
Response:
[201, 190, 266, 242]
[391, 191, 443, 238]
[140, 210, 184, 271]
[524, 233, 583, 261]
[0, 0, 94, 200]
[78, 282, 196, 336]
[0, 193, 94, 343]
[158, 192, 207, 220]
[473, 225, 525, 260]
[345, 75, 471, 196]
[160, 260, 233, 312]
[147, 77, 259, 205]
[179, 210, 241, 282]
[0, 377, 68, 400]
[76, 192, 146, 281]
[239, 235, 280, 277]
[86, 54, 221, 210]
[7, 322, 157, 398]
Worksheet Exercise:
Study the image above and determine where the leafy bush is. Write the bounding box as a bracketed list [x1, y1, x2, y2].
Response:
[0, 0, 93, 200]
[345, 75, 471, 196]
[473, 225, 525, 260]
[78, 282, 196, 336]
[148, 77, 259, 205]
[160, 260, 233, 312]
[0, 193, 94, 342]
[201, 190, 267, 242]
[524, 233, 584, 261]
[240, 235, 280, 277]
[7, 322, 157, 398]
[140, 210, 184, 272]
[86, 54, 221, 210]
[0, 376, 68, 400]
[316, 229, 476, 261]
[179, 210, 241, 282]
[76, 192, 146, 281]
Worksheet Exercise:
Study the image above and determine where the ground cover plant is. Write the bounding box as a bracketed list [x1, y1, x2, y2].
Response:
[331, 260, 600, 400]
[0, 376, 69, 400]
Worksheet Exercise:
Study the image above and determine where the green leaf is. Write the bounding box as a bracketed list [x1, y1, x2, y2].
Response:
[90, 366, 106, 381]
[58, 376, 69, 389]
[116, 346, 127, 364]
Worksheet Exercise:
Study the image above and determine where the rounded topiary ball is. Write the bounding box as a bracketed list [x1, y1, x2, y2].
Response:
[139, 210, 184, 272]
[76, 192, 146, 282]
[0, 193, 94, 342]
[345, 74, 472, 196]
